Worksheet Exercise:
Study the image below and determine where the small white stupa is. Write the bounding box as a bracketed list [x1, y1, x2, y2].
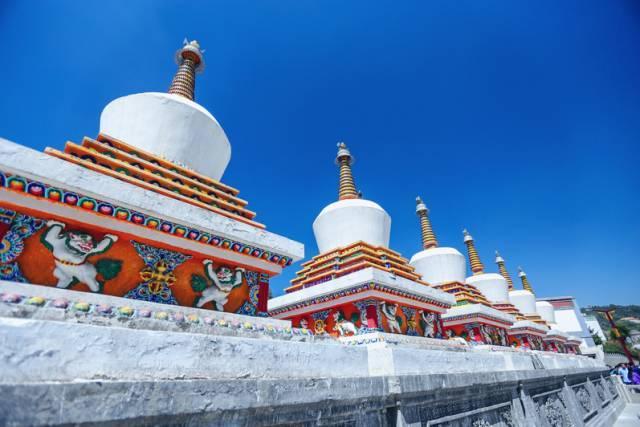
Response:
[536, 300, 557, 326]
[494, 251, 514, 291]
[509, 267, 539, 316]
[100, 39, 231, 180]
[409, 197, 466, 285]
[312, 143, 391, 253]
[462, 230, 510, 304]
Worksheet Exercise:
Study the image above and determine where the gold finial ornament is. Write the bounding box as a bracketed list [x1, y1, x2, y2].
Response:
[518, 266, 534, 293]
[415, 196, 438, 249]
[463, 229, 484, 275]
[168, 39, 206, 101]
[336, 142, 358, 200]
[495, 251, 514, 291]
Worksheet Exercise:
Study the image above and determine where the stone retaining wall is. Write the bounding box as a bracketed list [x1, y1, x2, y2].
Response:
[0, 282, 619, 426]
[0, 369, 625, 426]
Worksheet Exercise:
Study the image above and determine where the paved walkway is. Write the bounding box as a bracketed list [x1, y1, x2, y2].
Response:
[614, 404, 640, 426]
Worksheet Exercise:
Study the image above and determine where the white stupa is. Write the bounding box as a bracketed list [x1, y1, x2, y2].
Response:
[509, 267, 539, 316]
[536, 300, 556, 326]
[270, 145, 455, 329]
[313, 143, 391, 253]
[409, 197, 466, 285]
[462, 230, 510, 304]
[100, 39, 231, 181]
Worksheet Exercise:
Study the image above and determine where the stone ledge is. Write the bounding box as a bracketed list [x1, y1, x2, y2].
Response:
[0, 280, 299, 337]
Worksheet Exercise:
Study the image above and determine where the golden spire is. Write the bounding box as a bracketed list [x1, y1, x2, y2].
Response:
[518, 266, 534, 293]
[336, 142, 358, 200]
[495, 251, 514, 291]
[168, 39, 205, 101]
[415, 197, 438, 249]
[463, 229, 484, 275]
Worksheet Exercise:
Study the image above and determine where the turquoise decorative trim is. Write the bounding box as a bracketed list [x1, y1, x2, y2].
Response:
[0, 171, 293, 267]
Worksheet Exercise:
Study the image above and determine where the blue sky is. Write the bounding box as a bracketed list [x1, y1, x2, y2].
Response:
[1, 1, 638, 306]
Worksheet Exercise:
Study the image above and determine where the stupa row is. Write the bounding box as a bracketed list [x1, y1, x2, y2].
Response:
[269, 142, 580, 354]
[0, 40, 581, 355]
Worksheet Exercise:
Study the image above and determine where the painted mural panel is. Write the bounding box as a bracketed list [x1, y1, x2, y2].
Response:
[292, 301, 444, 338]
[0, 206, 267, 316]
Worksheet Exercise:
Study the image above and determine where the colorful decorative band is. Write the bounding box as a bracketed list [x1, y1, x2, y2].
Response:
[0, 291, 310, 335]
[269, 281, 451, 316]
[0, 171, 293, 267]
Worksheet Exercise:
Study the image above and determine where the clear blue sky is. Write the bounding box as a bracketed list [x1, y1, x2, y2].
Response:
[1, 1, 638, 306]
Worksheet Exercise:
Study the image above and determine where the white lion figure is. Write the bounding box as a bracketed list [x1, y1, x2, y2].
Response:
[480, 325, 493, 345]
[450, 336, 469, 346]
[420, 311, 436, 338]
[197, 260, 245, 311]
[468, 328, 478, 343]
[381, 302, 402, 334]
[332, 311, 358, 336]
[498, 328, 508, 346]
[42, 220, 118, 292]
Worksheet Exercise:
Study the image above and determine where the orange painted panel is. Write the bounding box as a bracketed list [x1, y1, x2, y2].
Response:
[0, 205, 264, 316]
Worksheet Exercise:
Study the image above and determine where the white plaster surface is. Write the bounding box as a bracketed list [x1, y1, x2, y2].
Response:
[553, 307, 585, 334]
[509, 289, 537, 315]
[409, 247, 466, 285]
[536, 300, 556, 324]
[0, 317, 364, 383]
[546, 329, 570, 340]
[0, 316, 602, 384]
[313, 199, 391, 253]
[442, 303, 516, 325]
[510, 319, 549, 334]
[100, 93, 231, 180]
[466, 273, 509, 303]
[0, 283, 604, 388]
[268, 267, 456, 313]
[585, 316, 607, 342]
[0, 137, 304, 261]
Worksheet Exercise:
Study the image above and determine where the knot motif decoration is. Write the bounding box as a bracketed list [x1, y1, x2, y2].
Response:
[139, 260, 177, 295]
[124, 241, 191, 305]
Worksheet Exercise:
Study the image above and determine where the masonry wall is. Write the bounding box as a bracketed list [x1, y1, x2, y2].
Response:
[0, 281, 620, 426]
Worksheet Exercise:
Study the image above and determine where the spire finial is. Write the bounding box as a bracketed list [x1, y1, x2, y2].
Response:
[462, 229, 484, 275]
[335, 142, 358, 200]
[415, 196, 437, 249]
[518, 266, 534, 293]
[168, 38, 206, 101]
[495, 250, 514, 291]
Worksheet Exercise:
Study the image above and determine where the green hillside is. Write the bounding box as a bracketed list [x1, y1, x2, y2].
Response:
[582, 305, 640, 359]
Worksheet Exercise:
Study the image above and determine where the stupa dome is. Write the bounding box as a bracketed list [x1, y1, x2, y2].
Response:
[459, 230, 509, 303]
[536, 300, 556, 324]
[312, 143, 391, 253]
[410, 247, 466, 285]
[409, 197, 465, 285]
[509, 289, 537, 314]
[99, 40, 231, 180]
[313, 198, 391, 252]
[466, 273, 509, 303]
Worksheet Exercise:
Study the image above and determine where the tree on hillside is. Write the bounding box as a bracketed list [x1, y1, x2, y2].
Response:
[589, 327, 603, 346]
[612, 324, 631, 340]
